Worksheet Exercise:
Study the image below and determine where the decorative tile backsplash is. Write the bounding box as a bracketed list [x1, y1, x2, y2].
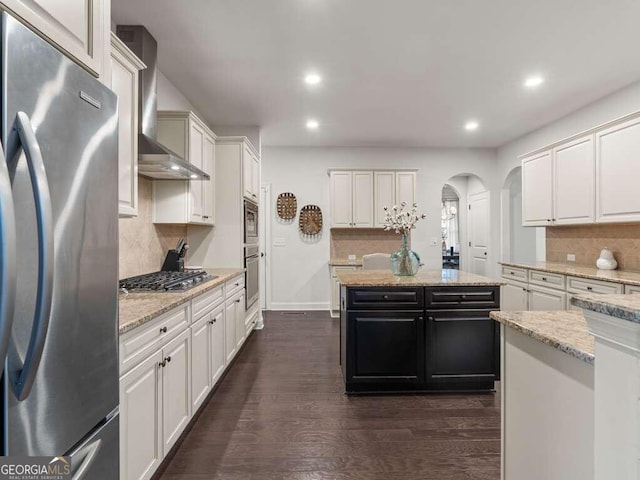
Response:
[330, 228, 406, 259]
[118, 178, 187, 279]
[546, 224, 640, 271]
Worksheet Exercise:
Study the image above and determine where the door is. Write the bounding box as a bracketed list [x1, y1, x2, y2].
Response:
[330, 171, 353, 227]
[554, 135, 595, 225]
[162, 329, 191, 454]
[225, 299, 237, 363]
[3, 15, 119, 456]
[209, 305, 226, 386]
[69, 412, 119, 480]
[426, 310, 497, 385]
[189, 121, 205, 223]
[522, 151, 553, 226]
[190, 315, 211, 413]
[202, 133, 215, 224]
[468, 191, 490, 276]
[374, 171, 395, 227]
[501, 282, 528, 311]
[346, 311, 425, 385]
[528, 286, 566, 311]
[236, 292, 246, 349]
[119, 351, 163, 480]
[596, 117, 640, 223]
[352, 171, 374, 227]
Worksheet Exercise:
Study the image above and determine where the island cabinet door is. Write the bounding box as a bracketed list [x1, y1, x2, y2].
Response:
[346, 311, 425, 387]
[425, 310, 498, 389]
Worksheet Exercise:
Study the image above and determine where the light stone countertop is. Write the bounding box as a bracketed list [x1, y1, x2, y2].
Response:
[490, 310, 595, 365]
[571, 294, 640, 323]
[329, 258, 364, 267]
[336, 269, 503, 287]
[118, 268, 245, 335]
[500, 261, 640, 287]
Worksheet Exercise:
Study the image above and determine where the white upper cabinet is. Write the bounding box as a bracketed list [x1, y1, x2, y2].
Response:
[352, 172, 374, 227]
[330, 171, 354, 227]
[242, 144, 261, 202]
[3, 0, 107, 77]
[522, 150, 553, 226]
[554, 135, 595, 225]
[153, 111, 216, 226]
[111, 33, 145, 218]
[374, 172, 395, 227]
[596, 116, 640, 223]
[395, 171, 416, 208]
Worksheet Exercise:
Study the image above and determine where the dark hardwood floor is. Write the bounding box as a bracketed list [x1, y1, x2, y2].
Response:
[158, 311, 501, 480]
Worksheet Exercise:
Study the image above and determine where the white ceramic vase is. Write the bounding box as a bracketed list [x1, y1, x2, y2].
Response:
[596, 247, 618, 270]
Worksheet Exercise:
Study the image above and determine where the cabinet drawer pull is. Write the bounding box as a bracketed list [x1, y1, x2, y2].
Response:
[510, 271, 514, 275]
[160, 326, 168, 334]
[542, 277, 547, 281]
[586, 286, 593, 291]
[235, 282, 240, 287]
[383, 295, 389, 300]
[460, 294, 467, 299]
[209, 318, 217, 324]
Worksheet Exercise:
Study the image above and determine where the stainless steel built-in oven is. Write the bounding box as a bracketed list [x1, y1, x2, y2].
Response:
[244, 200, 258, 244]
[245, 245, 259, 310]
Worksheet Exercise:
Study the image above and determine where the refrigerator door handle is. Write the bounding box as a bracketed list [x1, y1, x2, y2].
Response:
[70, 438, 102, 480]
[7, 111, 54, 401]
[0, 143, 17, 375]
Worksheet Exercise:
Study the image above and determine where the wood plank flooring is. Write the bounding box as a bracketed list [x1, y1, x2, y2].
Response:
[158, 311, 501, 480]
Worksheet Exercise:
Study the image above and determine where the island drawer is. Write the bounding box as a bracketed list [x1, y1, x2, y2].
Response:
[425, 287, 500, 309]
[347, 287, 424, 310]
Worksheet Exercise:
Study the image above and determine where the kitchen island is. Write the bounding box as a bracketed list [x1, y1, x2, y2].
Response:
[490, 309, 594, 480]
[336, 269, 503, 393]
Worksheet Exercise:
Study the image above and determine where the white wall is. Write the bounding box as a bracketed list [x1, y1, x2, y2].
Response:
[157, 71, 203, 115]
[262, 147, 498, 310]
[212, 126, 261, 154]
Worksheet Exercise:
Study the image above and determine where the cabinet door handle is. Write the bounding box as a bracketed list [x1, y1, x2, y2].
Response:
[510, 272, 515, 275]
[160, 326, 168, 334]
[236, 299, 241, 303]
[209, 317, 217, 324]
[235, 282, 240, 287]
[159, 360, 166, 368]
[165, 356, 171, 364]
[522, 287, 527, 292]
[428, 316, 435, 322]
[383, 295, 389, 300]
[418, 316, 424, 322]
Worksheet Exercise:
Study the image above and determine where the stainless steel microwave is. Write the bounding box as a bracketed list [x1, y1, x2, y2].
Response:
[244, 200, 258, 244]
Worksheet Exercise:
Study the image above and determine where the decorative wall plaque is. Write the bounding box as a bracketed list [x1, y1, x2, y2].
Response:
[276, 192, 297, 220]
[299, 205, 323, 235]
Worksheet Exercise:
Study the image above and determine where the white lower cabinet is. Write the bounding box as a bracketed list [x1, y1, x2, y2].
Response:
[528, 285, 567, 311]
[330, 266, 359, 317]
[190, 314, 211, 413]
[235, 291, 247, 349]
[501, 281, 528, 311]
[161, 330, 192, 454]
[225, 297, 237, 364]
[209, 305, 226, 385]
[120, 350, 163, 480]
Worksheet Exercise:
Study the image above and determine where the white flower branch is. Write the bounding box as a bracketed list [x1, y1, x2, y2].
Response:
[383, 202, 427, 234]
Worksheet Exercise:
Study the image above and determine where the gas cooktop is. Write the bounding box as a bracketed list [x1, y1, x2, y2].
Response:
[119, 270, 215, 292]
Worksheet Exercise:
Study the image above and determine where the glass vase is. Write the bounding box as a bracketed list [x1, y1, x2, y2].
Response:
[390, 233, 420, 276]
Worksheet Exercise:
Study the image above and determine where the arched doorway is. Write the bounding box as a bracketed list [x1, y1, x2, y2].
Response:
[501, 166, 537, 263]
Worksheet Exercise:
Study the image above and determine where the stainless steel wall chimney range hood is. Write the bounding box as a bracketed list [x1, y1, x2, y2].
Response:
[116, 25, 209, 181]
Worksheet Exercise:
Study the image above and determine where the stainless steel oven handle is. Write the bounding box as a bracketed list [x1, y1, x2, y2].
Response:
[7, 112, 54, 401]
[0, 143, 17, 376]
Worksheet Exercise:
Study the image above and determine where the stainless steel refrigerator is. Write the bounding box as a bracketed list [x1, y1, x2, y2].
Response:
[0, 12, 119, 478]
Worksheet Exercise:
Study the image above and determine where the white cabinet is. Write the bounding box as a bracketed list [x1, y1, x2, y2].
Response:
[209, 305, 226, 385]
[501, 282, 529, 311]
[242, 144, 260, 202]
[522, 150, 553, 226]
[154, 111, 216, 226]
[528, 285, 567, 311]
[554, 135, 595, 225]
[160, 329, 191, 454]
[596, 116, 640, 223]
[190, 314, 211, 413]
[111, 33, 145, 218]
[372, 171, 417, 227]
[329, 171, 373, 227]
[329, 266, 358, 315]
[235, 291, 246, 349]
[3, 0, 107, 77]
[119, 350, 162, 480]
[224, 295, 237, 364]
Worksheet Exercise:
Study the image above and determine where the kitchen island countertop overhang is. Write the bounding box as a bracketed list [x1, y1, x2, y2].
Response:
[335, 268, 504, 287]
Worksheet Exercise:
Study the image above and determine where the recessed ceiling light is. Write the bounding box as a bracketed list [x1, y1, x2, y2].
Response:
[524, 75, 544, 88]
[306, 119, 319, 130]
[465, 121, 479, 131]
[170, 165, 180, 171]
[190, 174, 198, 179]
[304, 73, 322, 85]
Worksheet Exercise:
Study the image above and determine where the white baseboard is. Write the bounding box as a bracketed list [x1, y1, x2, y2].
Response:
[269, 302, 330, 311]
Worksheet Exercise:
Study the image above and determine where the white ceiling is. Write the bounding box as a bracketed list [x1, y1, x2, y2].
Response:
[111, 0, 640, 148]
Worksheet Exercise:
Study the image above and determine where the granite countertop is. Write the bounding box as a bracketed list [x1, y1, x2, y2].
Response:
[336, 269, 503, 287]
[119, 268, 245, 335]
[571, 294, 640, 324]
[490, 310, 595, 365]
[330, 258, 364, 266]
[500, 261, 640, 287]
